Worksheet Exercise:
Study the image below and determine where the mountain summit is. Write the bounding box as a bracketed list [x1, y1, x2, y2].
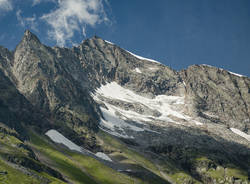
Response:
[0, 30, 249, 183]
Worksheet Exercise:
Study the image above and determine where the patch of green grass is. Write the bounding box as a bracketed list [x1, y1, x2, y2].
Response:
[226, 168, 248, 180]
[194, 156, 248, 182]
[170, 172, 201, 184]
[194, 156, 210, 162]
[206, 167, 248, 183]
[0, 132, 30, 157]
[98, 131, 160, 174]
[29, 131, 98, 184]
[98, 131, 209, 184]
[0, 159, 40, 184]
[44, 152, 96, 184]
[0, 129, 66, 184]
[97, 131, 178, 184]
[40, 172, 67, 184]
[29, 130, 140, 184]
[207, 168, 224, 179]
[70, 152, 139, 184]
[0, 132, 21, 145]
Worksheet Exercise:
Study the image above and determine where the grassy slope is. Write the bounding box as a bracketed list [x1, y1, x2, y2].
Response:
[28, 130, 141, 184]
[0, 124, 66, 184]
[98, 131, 198, 183]
[193, 157, 248, 182]
[0, 122, 164, 184]
[0, 159, 40, 184]
[0, 159, 66, 184]
[97, 131, 171, 183]
[97, 131, 249, 184]
[1, 125, 247, 184]
[97, 131, 160, 173]
[98, 131, 203, 183]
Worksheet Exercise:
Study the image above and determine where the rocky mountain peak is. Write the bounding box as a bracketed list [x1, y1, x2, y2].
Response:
[80, 35, 107, 50]
[15, 30, 41, 52]
[23, 30, 41, 43]
[0, 31, 249, 183]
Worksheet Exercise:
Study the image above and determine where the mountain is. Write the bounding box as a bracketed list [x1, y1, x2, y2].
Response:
[0, 30, 249, 184]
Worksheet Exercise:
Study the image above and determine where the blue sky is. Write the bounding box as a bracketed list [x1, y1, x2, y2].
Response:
[0, 0, 249, 76]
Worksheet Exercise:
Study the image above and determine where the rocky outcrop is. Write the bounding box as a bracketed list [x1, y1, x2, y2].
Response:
[0, 30, 249, 183]
[12, 30, 100, 131]
[0, 123, 65, 182]
[0, 68, 34, 136]
[75, 37, 183, 96]
[181, 65, 250, 133]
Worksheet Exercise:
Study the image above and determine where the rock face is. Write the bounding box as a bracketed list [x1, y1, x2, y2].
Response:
[74, 36, 183, 96]
[0, 68, 29, 136]
[0, 30, 249, 183]
[12, 30, 100, 132]
[181, 65, 250, 133]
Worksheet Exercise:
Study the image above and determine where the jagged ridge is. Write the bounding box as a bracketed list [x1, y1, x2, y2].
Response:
[0, 30, 249, 183]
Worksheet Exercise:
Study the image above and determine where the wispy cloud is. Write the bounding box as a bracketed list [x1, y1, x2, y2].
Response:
[32, 0, 56, 6]
[41, 0, 108, 46]
[0, 0, 12, 11]
[16, 10, 38, 32]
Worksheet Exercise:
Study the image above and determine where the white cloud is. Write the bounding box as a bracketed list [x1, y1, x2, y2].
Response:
[0, 0, 12, 11]
[32, 0, 56, 6]
[32, 0, 41, 5]
[16, 10, 38, 32]
[41, 0, 108, 46]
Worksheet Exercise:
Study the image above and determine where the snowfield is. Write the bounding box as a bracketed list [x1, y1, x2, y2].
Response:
[93, 82, 203, 138]
[228, 71, 244, 77]
[45, 129, 82, 152]
[230, 128, 250, 141]
[105, 39, 161, 64]
[46, 129, 113, 162]
[101, 105, 145, 131]
[126, 50, 161, 64]
[135, 68, 142, 73]
[104, 40, 114, 45]
[95, 152, 112, 162]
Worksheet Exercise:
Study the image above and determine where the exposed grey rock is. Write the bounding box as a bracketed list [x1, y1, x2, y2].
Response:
[181, 64, 250, 133]
[12, 30, 100, 131]
[75, 36, 183, 96]
[0, 30, 249, 183]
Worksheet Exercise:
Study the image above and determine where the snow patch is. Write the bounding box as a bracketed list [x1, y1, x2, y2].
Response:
[94, 82, 187, 122]
[105, 40, 114, 45]
[46, 130, 114, 162]
[228, 71, 244, 77]
[230, 128, 250, 141]
[201, 64, 213, 68]
[45, 129, 82, 152]
[126, 50, 160, 64]
[135, 68, 142, 73]
[193, 120, 203, 126]
[201, 64, 245, 77]
[101, 106, 144, 132]
[148, 67, 159, 71]
[99, 125, 133, 139]
[100, 104, 144, 138]
[202, 112, 218, 119]
[95, 152, 112, 162]
[93, 82, 203, 138]
[104, 40, 160, 64]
